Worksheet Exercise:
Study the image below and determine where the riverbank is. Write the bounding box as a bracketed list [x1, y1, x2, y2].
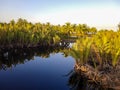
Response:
[74, 63, 120, 89]
[69, 30, 120, 89]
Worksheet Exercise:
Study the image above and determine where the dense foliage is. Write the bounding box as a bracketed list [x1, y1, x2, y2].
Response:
[0, 18, 97, 49]
[70, 30, 120, 88]
[71, 30, 120, 66]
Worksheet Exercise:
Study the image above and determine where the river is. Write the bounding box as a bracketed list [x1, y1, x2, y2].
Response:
[0, 44, 109, 90]
[0, 46, 75, 90]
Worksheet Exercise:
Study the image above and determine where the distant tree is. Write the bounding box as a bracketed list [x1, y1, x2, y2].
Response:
[90, 27, 97, 34]
[118, 23, 120, 31]
[10, 19, 15, 26]
[9, 19, 15, 30]
[82, 24, 90, 35]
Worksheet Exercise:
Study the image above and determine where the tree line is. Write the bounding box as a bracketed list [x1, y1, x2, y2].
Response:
[0, 18, 97, 49]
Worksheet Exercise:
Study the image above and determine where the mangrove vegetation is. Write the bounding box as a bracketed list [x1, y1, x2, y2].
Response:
[0, 18, 97, 50]
[69, 29, 120, 89]
[1, 18, 120, 89]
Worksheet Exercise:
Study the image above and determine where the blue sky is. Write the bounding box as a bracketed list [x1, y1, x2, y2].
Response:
[0, 0, 120, 30]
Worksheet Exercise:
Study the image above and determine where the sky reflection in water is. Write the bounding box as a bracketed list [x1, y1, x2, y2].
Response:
[0, 50, 75, 90]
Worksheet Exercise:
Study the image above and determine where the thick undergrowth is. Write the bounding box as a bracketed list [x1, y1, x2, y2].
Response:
[0, 18, 97, 49]
[69, 30, 120, 89]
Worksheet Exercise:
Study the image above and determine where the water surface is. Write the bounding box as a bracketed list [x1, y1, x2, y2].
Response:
[0, 47, 75, 90]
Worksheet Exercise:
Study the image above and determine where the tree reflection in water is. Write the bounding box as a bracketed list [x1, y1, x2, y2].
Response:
[0, 45, 69, 70]
[0, 43, 114, 90]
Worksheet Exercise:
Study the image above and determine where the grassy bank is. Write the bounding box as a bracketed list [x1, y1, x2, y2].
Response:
[70, 30, 120, 88]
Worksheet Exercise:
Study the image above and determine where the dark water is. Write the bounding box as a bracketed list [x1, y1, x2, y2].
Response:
[0, 45, 110, 90]
[0, 46, 75, 90]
